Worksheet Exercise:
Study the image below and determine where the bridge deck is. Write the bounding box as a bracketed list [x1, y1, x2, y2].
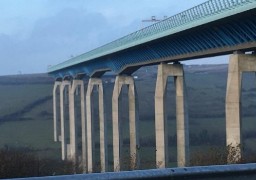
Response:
[48, 0, 256, 78]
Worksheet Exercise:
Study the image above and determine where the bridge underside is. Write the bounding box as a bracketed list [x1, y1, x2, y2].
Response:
[51, 9, 256, 79]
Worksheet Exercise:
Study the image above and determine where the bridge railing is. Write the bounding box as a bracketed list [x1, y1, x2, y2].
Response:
[80, 0, 252, 56]
[103, 0, 253, 49]
[12, 163, 256, 180]
[48, 0, 255, 73]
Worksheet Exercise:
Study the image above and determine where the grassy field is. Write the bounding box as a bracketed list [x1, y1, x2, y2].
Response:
[0, 84, 52, 117]
[0, 64, 256, 169]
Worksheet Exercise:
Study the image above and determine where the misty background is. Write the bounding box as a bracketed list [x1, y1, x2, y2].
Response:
[0, 0, 228, 76]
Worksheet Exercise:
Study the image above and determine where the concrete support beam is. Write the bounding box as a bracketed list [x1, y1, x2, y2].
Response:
[129, 79, 140, 170]
[60, 80, 71, 160]
[81, 85, 87, 173]
[112, 75, 140, 172]
[226, 53, 256, 163]
[69, 80, 85, 166]
[53, 81, 61, 142]
[175, 76, 189, 167]
[155, 63, 189, 168]
[86, 78, 108, 173]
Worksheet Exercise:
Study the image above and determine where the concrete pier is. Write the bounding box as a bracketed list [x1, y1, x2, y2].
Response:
[112, 75, 140, 172]
[81, 84, 87, 173]
[53, 81, 61, 142]
[155, 63, 189, 168]
[60, 80, 71, 160]
[86, 78, 107, 173]
[226, 53, 256, 163]
[69, 80, 85, 166]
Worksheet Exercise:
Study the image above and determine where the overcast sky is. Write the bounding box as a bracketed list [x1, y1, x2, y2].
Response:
[0, 0, 227, 75]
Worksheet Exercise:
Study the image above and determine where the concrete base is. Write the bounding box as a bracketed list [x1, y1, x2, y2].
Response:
[226, 53, 256, 163]
[53, 81, 61, 142]
[60, 81, 71, 160]
[112, 75, 140, 172]
[67, 144, 71, 160]
[69, 80, 85, 167]
[155, 63, 189, 168]
[86, 78, 108, 173]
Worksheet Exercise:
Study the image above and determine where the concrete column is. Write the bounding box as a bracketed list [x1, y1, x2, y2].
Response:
[86, 78, 107, 173]
[99, 81, 108, 172]
[155, 64, 168, 168]
[112, 75, 140, 172]
[81, 83, 87, 173]
[53, 81, 61, 142]
[155, 63, 189, 168]
[67, 144, 71, 160]
[112, 76, 122, 172]
[60, 80, 71, 160]
[69, 80, 85, 165]
[226, 53, 256, 163]
[128, 80, 140, 170]
[175, 76, 189, 167]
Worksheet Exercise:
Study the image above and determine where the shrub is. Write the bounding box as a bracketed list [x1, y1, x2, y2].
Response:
[0, 147, 81, 179]
[190, 147, 227, 166]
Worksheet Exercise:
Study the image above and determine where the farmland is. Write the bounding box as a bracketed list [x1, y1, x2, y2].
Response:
[0, 64, 256, 170]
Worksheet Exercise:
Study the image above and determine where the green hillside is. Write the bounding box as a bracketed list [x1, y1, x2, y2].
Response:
[0, 64, 256, 169]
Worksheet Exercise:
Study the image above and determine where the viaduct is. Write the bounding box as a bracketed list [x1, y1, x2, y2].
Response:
[48, 0, 256, 173]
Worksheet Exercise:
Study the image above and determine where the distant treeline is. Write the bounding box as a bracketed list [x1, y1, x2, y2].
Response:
[0, 74, 54, 85]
